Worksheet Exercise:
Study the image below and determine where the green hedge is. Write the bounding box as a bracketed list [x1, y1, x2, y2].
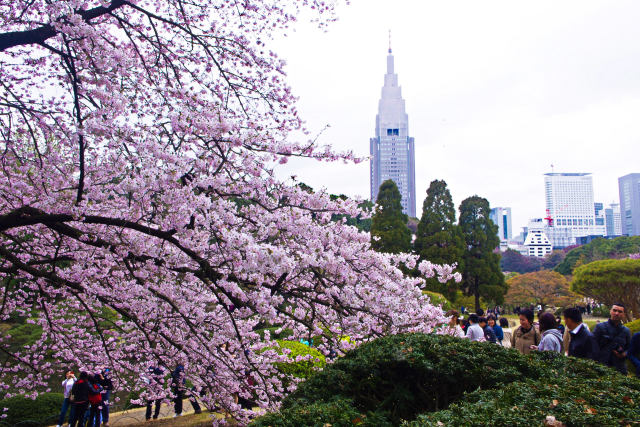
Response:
[0, 392, 63, 427]
[271, 340, 325, 380]
[251, 333, 640, 426]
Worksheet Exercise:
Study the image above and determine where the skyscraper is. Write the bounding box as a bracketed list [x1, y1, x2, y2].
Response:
[370, 46, 416, 218]
[544, 173, 604, 247]
[490, 207, 513, 242]
[605, 203, 622, 236]
[618, 173, 640, 236]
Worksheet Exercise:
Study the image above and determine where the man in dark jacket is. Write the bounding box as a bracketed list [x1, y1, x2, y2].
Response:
[172, 364, 186, 417]
[592, 303, 631, 374]
[69, 371, 91, 427]
[628, 331, 640, 377]
[99, 368, 114, 426]
[563, 307, 598, 360]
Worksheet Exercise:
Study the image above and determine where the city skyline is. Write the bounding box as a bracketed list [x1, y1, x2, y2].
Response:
[273, 0, 640, 232]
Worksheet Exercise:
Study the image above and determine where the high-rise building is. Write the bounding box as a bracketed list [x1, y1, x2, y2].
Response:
[544, 173, 604, 247]
[522, 218, 553, 257]
[370, 47, 416, 217]
[618, 173, 640, 236]
[605, 203, 622, 236]
[490, 207, 513, 242]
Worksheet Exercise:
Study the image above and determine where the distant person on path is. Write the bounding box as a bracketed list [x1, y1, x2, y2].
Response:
[99, 368, 114, 426]
[144, 366, 164, 421]
[479, 317, 497, 343]
[556, 316, 565, 335]
[499, 318, 512, 348]
[563, 307, 598, 360]
[56, 370, 76, 427]
[533, 312, 563, 353]
[69, 371, 90, 427]
[592, 303, 631, 374]
[628, 331, 640, 378]
[488, 315, 503, 345]
[172, 363, 187, 417]
[465, 314, 484, 341]
[511, 309, 541, 354]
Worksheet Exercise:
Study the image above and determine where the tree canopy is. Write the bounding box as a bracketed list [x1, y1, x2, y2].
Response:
[572, 259, 640, 320]
[458, 196, 506, 311]
[555, 236, 640, 275]
[370, 180, 412, 254]
[0, 2, 451, 422]
[414, 180, 464, 301]
[505, 270, 578, 309]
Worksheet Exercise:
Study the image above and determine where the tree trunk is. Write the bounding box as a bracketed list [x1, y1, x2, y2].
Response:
[474, 276, 480, 313]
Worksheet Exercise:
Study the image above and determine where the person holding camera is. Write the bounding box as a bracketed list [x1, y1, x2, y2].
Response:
[56, 370, 76, 427]
[592, 303, 631, 374]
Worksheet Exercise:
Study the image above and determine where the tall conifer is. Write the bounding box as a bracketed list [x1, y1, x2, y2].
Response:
[414, 180, 464, 301]
[458, 196, 506, 312]
[371, 180, 411, 253]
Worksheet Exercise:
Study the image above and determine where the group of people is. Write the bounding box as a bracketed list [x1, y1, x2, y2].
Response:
[447, 302, 640, 377]
[56, 364, 202, 427]
[57, 369, 113, 427]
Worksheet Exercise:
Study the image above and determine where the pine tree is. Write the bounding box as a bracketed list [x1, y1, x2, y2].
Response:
[414, 180, 464, 301]
[458, 196, 506, 312]
[371, 180, 412, 253]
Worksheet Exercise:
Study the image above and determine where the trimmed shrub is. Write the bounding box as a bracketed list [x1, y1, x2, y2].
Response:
[0, 392, 63, 427]
[249, 398, 392, 427]
[251, 334, 640, 426]
[272, 340, 325, 379]
[410, 376, 640, 426]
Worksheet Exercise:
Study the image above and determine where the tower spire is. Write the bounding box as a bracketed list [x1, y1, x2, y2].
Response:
[388, 29, 392, 53]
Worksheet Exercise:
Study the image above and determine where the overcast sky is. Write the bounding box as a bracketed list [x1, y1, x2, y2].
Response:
[272, 0, 640, 233]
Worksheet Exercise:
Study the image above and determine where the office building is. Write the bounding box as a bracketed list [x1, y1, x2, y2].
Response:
[490, 207, 513, 242]
[522, 218, 553, 257]
[605, 203, 622, 236]
[618, 173, 640, 236]
[544, 173, 604, 247]
[370, 46, 416, 217]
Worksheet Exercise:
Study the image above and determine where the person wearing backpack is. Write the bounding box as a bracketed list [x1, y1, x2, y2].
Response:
[592, 303, 631, 374]
[87, 374, 104, 427]
[69, 372, 90, 427]
[511, 309, 541, 354]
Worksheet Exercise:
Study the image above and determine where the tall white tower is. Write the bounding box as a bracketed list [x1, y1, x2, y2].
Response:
[370, 45, 416, 217]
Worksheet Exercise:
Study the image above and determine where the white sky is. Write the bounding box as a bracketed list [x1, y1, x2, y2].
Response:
[272, 0, 640, 233]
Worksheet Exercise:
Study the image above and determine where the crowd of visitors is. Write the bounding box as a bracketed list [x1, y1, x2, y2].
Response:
[447, 302, 640, 378]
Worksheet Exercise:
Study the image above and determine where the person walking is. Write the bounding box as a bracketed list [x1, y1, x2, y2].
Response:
[511, 309, 541, 354]
[56, 370, 76, 427]
[69, 372, 90, 427]
[532, 312, 563, 353]
[171, 363, 186, 417]
[592, 303, 631, 374]
[144, 366, 164, 421]
[465, 314, 484, 341]
[487, 315, 503, 345]
[563, 307, 598, 360]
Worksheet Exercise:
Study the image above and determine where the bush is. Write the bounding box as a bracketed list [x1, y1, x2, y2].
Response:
[251, 334, 640, 426]
[272, 340, 325, 379]
[0, 392, 63, 427]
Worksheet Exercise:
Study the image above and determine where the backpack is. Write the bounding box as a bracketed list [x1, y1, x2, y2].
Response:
[88, 383, 102, 405]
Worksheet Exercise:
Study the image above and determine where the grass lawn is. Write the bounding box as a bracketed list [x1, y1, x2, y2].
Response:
[129, 412, 218, 427]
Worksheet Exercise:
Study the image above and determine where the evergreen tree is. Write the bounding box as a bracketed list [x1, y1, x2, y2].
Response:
[458, 196, 506, 312]
[371, 180, 412, 253]
[414, 180, 464, 301]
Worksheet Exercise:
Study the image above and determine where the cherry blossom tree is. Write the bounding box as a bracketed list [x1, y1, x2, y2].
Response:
[0, 1, 456, 423]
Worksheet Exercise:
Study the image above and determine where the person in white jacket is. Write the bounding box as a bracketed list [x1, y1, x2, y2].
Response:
[465, 314, 485, 341]
[56, 370, 76, 427]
